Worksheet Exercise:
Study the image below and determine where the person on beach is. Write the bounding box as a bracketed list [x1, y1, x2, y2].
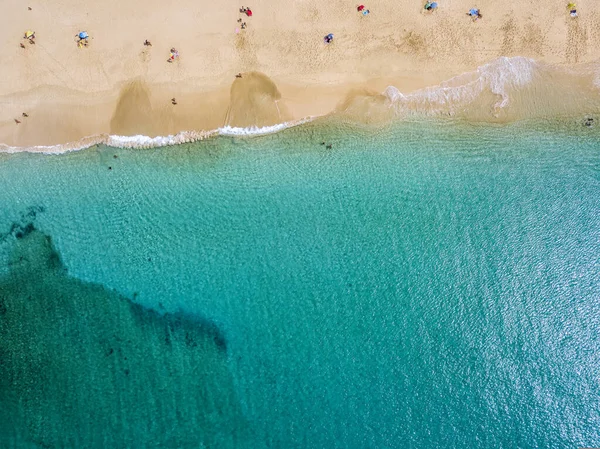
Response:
[168, 48, 179, 62]
[324, 33, 334, 44]
[143, 40, 152, 46]
[567, 3, 578, 17]
[171, 98, 177, 105]
[424, 2, 438, 11]
[241, 22, 247, 29]
[77, 31, 89, 48]
[236, 73, 243, 78]
[467, 8, 482, 20]
[24, 30, 35, 44]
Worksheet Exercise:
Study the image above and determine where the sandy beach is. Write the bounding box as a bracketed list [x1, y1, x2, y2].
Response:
[1, 0, 599, 147]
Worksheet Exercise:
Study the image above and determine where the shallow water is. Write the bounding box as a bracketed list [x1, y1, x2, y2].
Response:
[1, 119, 600, 448]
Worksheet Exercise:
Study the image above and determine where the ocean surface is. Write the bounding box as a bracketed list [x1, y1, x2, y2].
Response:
[1, 118, 600, 448]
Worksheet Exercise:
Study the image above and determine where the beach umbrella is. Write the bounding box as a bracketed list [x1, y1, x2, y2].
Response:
[357, 5, 365, 11]
[79, 31, 89, 39]
[25, 30, 35, 38]
[469, 8, 478, 15]
[431, 2, 438, 8]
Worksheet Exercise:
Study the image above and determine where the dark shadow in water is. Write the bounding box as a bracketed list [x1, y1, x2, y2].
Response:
[0, 215, 251, 448]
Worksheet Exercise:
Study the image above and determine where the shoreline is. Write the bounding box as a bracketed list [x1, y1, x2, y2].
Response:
[0, 69, 457, 148]
[2, 55, 600, 152]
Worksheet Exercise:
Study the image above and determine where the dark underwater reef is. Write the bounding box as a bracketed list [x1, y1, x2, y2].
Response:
[0, 213, 249, 448]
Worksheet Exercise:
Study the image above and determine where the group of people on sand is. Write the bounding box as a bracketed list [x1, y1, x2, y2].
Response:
[140, 40, 181, 64]
[22, 30, 35, 46]
[235, 6, 252, 32]
[424, 2, 438, 12]
[76, 31, 90, 48]
[14, 112, 29, 125]
[357, 5, 370, 15]
[567, 2, 578, 17]
[20, 30, 92, 49]
[421, 2, 481, 20]
[423, 2, 578, 20]
[167, 48, 179, 63]
[239, 6, 253, 16]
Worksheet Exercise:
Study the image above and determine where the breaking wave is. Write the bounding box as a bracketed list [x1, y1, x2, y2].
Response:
[385, 57, 536, 112]
[0, 118, 316, 155]
[383, 56, 600, 120]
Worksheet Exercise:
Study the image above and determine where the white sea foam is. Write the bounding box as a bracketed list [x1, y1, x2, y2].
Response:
[218, 117, 314, 136]
[385, 56, 537, 113]
[106, 130, 218, 149]
[0, 117, 315, 155]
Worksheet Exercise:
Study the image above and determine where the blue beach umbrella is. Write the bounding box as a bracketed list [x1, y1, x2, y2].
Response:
[469, 8, 478, 16]
[431, 2, 438, 8]
[79, 31, 89, 39]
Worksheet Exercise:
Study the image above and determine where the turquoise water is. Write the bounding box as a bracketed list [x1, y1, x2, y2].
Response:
[1, 119, 600, 448]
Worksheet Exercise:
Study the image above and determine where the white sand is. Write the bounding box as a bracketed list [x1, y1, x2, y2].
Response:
[1, 0, 599, 146]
